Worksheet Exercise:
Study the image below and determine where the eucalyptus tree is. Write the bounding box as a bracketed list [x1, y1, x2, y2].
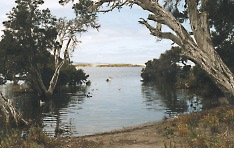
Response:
[49, 0, 99, 94]
[61, 0, 234, 97]
[0, 0, 99, 97]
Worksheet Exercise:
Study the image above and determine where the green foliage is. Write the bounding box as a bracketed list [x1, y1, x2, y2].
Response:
[61, 0, 100, 30]
[57, 64, 89, 86]
[0, 0, 57, 77]
[0, 0, 93, 95]
[0, 126, 52, 148]
[41, 63, 89, 88]
[207, 0, 234, 74]
[142, 0, 234, 97]
[141, 46, 187, 84]
[141, 48, 222, 96]
[184, 0, 234, 96]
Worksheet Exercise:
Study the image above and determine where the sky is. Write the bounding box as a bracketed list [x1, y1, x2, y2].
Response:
[0, 1, 172, 64]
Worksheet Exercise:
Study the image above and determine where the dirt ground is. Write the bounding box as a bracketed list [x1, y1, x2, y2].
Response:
[51, 121, 179, 148]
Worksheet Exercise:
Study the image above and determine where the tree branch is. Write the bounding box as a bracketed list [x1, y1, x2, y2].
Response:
[88, 0, 120, 12]
[139, 19, 182, 46]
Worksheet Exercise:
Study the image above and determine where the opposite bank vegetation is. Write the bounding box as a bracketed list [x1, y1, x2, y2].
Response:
[74, 63, 145, 67]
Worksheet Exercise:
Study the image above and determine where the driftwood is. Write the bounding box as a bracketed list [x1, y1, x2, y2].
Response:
[0, 92, 28, 126]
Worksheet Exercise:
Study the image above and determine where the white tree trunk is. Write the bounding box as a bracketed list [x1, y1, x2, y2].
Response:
[47, 36, 72, 95]
[48, 60, 65, 95]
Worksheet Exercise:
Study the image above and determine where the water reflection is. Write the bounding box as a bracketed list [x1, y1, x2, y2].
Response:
[0, 67, 217, 137]
[41, 86, 88, 137]
[141, 81, 204, 118]
[1, 84, 89, 137]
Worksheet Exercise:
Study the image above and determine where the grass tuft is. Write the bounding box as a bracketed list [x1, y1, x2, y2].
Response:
[164, 106, 234, 147]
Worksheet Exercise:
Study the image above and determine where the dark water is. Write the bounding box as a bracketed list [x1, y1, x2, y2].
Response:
[0, 67, 215, 137]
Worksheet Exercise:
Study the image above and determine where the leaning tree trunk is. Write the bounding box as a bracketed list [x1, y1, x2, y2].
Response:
[28, 65, 49, 97]
[28, 61, 65, 97]
[28, 57, 67, 97]
[135, 0, 234, 97]
[0, 92, 28, 126]
[181, 0, 234, 97]
[181, 36, 234, 97]
[47, 36, 72, 95]
[89, 0, 234, 97]
[47, 60, 65, 95]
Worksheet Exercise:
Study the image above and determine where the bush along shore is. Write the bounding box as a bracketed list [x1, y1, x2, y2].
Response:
[74, 63, 145, 67]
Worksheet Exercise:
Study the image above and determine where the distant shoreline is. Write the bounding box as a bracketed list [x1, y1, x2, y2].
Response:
[74, 63, 145, 67]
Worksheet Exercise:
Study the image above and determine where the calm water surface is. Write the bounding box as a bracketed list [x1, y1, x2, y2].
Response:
[0, 67, 211, 136]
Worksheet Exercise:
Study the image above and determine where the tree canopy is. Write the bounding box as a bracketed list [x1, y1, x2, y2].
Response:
[0, 0, 99, 97]
[63, 0, 234, 98]
[141, 47, 184, 83]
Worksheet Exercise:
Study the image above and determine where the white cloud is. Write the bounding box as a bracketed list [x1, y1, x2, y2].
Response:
[72, 6, 172, 64]
[0, 1, 172, 64]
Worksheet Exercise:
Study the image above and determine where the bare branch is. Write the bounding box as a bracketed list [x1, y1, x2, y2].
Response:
[139, 18, 182, 46]
[88, 0, 132, 13]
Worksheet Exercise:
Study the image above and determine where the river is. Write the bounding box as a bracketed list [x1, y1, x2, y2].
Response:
[0, 67, 214, 137]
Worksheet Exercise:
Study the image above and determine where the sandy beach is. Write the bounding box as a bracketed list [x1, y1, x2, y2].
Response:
[51, 120, 178, 148]
[50, 106, 234, 148]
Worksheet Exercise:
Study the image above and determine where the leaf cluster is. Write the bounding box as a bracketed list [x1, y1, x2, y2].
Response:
[1, 0, 57, 61]
[141, 46, 186, 83]
[0, 0, 93, 92]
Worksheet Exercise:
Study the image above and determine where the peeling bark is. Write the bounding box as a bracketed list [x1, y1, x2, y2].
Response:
[0, 92, 28, 126]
